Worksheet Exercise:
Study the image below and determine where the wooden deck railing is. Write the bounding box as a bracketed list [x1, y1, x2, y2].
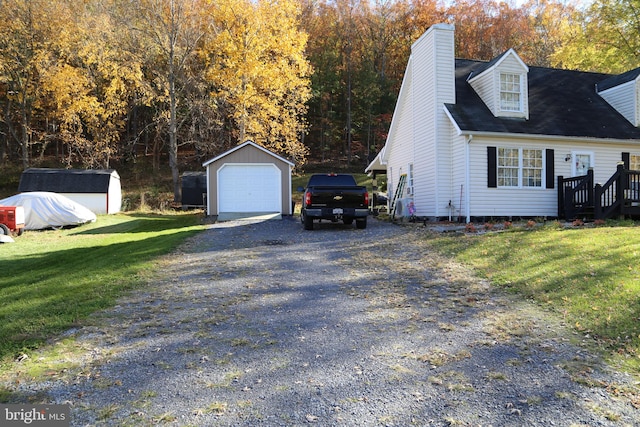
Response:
[558, 169, 593, 220]
[560, 165, 640, 220]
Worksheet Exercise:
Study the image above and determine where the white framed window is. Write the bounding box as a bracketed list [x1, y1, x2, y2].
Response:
[522, 149, 543, 187]
[500, 73, 522, 112]
[408, 163, 414, 187]
[498, 148, 519, 187]
[630, 154, 640, 171]
[498, 147, 543, 188]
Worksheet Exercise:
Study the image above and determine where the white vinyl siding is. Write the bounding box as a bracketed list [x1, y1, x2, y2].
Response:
[386, 60, 414, 202]
[494, 55, 528, 119]
[468, 71, 495, 114]
[451, 130, 468, 219]
[411, 32, 437, 211]
[471, 141, 553, 217]
[434, 31, 456, 217]
[469, 138, 640, 218]
[598, 80, 639, 127]
[387, 24, 455, 217]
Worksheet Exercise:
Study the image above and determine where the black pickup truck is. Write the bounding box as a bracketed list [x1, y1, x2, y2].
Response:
[299, 174, 369, 230]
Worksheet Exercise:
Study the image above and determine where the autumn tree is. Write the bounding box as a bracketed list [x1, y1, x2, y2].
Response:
[302, 0, 418, 165]
[301, 0, 344, 162]
[359, 0, 441, 158]
[40, 1, 147, 168]
[202, 0, 312, 166]
[0, 0, 618, 182]
[551, 0, 640, 73]
[520, 0, 579, 67]
[0, 0, 52, 168]
[122, 0, 206, 201]
[0, 0, 149, 169]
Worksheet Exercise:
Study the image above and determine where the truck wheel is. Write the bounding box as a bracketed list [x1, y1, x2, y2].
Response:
[303, 214, 314, 230]
[0, 224, 9, 235]
[356, 218, 367, 229]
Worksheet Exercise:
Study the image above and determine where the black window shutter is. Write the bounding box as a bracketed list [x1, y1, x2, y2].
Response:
[545, 149, 554, 189]
[488, 146, 497, 188]
[622, 152, 631, 189]
[622, 152, 630, 169]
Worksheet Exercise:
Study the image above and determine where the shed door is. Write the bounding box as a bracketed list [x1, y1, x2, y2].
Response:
[218, 164, 281, 213]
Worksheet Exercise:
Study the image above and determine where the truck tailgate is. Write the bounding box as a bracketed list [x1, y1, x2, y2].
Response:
[309, 186, 366, 207]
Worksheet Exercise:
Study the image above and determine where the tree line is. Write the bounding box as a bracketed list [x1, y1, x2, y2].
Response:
[1, 0, 638, 200]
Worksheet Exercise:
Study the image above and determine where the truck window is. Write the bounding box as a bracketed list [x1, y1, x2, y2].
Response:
[308, 174, 357, 186]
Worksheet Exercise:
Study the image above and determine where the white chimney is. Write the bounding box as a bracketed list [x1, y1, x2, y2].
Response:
[408, 24, 456, 217]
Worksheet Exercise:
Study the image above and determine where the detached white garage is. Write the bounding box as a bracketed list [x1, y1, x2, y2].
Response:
[202, 141, 294, 217]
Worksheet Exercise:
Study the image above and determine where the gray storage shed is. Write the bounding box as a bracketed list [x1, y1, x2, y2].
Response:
[202, 141, 294, 217]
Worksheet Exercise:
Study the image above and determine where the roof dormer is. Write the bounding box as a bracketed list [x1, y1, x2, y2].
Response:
[467, 49, 529, 120]
[597, 68, 640, 127]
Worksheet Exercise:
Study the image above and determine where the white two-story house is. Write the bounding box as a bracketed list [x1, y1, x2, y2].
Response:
[366, 23, 640, 222]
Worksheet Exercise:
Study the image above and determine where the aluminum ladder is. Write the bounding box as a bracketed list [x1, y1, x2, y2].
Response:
[390, 174, 407, 221]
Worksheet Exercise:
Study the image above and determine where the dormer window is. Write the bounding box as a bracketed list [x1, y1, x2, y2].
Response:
[500, 73, 522, 112]
[467, 49, 529, 119]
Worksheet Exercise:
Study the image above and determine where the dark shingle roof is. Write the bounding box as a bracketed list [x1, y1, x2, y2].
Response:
[466, 50, 510, 81]
[597, 67, 640, 92]
[18, 168, 119, 193]
[445, 59, 640, 140]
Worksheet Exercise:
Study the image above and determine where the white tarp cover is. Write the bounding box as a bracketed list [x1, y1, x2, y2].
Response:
[0, 192, 97, 230]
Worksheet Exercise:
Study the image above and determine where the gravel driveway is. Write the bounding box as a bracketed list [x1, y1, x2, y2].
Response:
[23, 216, 640, 425]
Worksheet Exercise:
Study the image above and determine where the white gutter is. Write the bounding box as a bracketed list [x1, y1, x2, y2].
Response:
[454, 130, 640, 145]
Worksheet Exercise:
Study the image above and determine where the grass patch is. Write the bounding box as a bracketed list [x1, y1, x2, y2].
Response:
[202, 401, 228, 414]
[425, 222, 640, 371]
[0, 212, 204, 367]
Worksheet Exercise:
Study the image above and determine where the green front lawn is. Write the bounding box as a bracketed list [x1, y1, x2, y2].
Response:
[426, 221, 640, 372]
[0, 213, 204, 365]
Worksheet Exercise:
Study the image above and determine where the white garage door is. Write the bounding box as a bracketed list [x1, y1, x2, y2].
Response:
[218, 164, 281, 213]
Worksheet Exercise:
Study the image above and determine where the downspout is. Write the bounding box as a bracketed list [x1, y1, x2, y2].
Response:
[465, 134, 472, 223]
[206, 165, 211, 216]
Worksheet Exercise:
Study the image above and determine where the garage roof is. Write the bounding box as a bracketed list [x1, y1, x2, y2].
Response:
[202, 141, 294, 167]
